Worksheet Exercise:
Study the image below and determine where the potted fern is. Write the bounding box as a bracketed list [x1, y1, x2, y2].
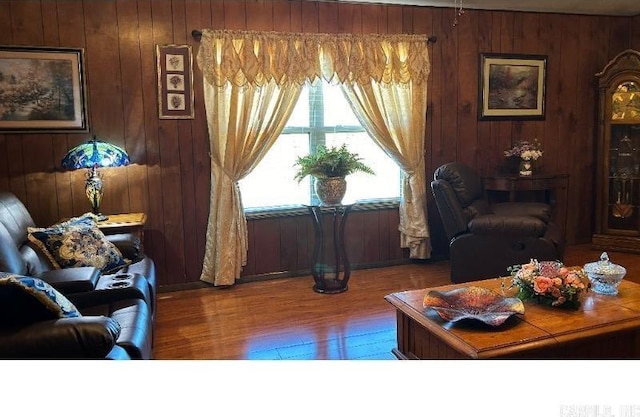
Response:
[294, 144, 375, 204]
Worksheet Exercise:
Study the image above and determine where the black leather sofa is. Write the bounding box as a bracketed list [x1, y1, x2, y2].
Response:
[431, 162, 565, 283]
[0, 192, 156, 359]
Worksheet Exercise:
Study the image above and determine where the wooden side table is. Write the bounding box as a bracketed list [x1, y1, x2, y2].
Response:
[97, 213, 147, 252]
[482, 174, 569, 236]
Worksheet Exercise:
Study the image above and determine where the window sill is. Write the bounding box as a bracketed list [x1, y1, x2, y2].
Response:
[245, 198, 400, 220]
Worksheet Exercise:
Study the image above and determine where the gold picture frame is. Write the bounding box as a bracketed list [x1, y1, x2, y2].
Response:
[479, 53, 547, 120]
[0, 46, 89, 132]
[156, 44, 194, 119]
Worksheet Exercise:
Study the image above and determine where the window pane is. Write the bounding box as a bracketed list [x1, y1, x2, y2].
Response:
[285, 87, 309, 127]
[239, 80, 402, 210]
[324, 86, 360, 127]
[326, 133, 401, 202]
[239, 134, 311, 208]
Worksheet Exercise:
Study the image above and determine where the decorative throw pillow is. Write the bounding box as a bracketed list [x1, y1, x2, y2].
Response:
[0, 273, 81, 328]
[27, 213, 130, 274]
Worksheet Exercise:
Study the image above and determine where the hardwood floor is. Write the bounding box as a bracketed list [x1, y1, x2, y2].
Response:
[152, 244, 640, 360]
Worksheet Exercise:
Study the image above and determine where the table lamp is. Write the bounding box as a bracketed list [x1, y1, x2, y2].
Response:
[61, 136, 130, 220]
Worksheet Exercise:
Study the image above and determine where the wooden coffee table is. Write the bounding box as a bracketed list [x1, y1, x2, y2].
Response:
[385, 277, 640, 359]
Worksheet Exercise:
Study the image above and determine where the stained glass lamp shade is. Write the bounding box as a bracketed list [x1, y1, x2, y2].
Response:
[61, 137, 130, 217]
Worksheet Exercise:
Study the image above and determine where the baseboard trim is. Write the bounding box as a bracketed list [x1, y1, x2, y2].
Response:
[592, 234, 640, 254]
[157, 258, 440, 293]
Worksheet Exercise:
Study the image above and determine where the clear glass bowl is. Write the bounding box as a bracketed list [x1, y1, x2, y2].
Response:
[583, 252, 626, 296]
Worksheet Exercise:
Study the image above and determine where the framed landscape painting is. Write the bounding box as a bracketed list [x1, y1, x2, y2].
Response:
[0, 46, 89, 132]
[479, 53, 547, 120]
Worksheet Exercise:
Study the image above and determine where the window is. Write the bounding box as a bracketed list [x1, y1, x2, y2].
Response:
[239, 79, 402, 210]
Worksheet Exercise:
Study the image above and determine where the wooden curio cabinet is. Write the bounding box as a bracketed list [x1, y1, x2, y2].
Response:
[593, 50, 640, 253]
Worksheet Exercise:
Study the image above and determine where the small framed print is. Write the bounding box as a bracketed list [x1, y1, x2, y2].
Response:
[156, 44, 194, 119]
[479, 53, 547, 120]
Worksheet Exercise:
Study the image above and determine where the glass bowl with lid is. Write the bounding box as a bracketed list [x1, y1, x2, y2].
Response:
[583, 252, 626, 295]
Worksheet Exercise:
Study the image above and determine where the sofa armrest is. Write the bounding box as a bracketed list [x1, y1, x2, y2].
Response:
[39, 266, 101, 294]
[469, 214, 547, 237]
[0, 316, 120, 359]
[68, 274, 152, 311]
[106, 233, 141, 261]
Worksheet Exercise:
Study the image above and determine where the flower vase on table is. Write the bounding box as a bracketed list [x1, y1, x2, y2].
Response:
[504, 259, 590, 310]
[504, 139, 543, 177]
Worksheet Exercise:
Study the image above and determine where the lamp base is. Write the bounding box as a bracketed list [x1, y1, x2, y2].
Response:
[85, 166, 104, 217]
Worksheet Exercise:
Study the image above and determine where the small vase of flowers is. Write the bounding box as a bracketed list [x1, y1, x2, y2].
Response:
[503, 139, 543, 176]
[504, 259, 590, 309]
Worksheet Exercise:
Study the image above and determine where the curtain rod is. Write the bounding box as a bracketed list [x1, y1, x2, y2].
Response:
[191, 30, 437, 44]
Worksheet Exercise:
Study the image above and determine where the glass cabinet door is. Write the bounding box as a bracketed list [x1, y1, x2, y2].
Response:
[607, 81, 640, 234]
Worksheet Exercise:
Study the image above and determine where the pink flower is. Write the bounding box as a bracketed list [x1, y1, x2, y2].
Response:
[504, 139, 543, 159]
[564, 272, 585, 288]
[533, 276, 554, 294]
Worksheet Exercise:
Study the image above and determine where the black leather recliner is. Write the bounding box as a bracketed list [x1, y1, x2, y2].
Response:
[0, 273, 152, 360]
[0, 192, 156, 316]
[0, 192, 155, 359]
[430, 162, 565, 283]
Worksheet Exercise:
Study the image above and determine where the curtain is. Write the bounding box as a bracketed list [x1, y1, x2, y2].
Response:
[339, 37, 431, 258]
[197, 31, 302, 285]
[196, 30, 431, 285]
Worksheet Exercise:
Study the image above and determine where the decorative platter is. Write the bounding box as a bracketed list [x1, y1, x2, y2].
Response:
[423, 286, 525, 327]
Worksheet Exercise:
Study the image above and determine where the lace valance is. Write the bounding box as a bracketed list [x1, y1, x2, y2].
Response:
[196, 29, 431, 87]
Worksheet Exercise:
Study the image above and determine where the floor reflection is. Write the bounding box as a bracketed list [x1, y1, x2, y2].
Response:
[244, 311, 396, 359]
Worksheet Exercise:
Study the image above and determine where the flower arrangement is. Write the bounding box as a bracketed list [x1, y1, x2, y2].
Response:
[504, 139, 543, 161]
[505, 259, 590, 309]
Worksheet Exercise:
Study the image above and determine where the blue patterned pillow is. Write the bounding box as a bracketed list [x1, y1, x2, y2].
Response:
[0, 273, 81, 327]
[27, 213, 130, 274]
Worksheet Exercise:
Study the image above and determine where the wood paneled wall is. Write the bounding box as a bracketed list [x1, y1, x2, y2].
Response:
[242, 207, 406, 279]
[0, 0, 637, 289]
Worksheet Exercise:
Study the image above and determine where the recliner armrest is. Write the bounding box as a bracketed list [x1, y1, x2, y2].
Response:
[0, 316, 120, 359]
[68, 274, 152, 312]
[469, 214, 547, 237]
[39, 267, 101, 294]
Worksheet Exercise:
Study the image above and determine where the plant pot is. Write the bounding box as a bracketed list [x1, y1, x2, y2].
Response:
[315, 177, 347, 205]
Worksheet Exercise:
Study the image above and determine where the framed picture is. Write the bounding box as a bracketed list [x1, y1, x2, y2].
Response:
[0, 46, 89, 132]
[156, 44, 194, 119]
[479, 53, 547, 120]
